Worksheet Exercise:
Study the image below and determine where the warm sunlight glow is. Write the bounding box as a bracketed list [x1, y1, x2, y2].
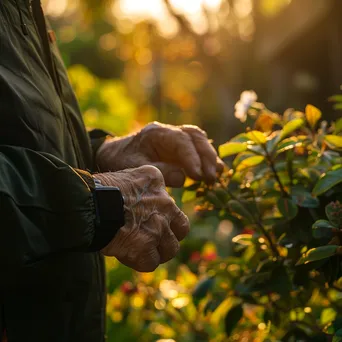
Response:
[202, 0, 222, 11]
[169, 0, 202, 15]
[114, 0, 223, 36]
[45, 0, 68, 17]
[113, 0, 168, 21]
[234, 0, 253, 18]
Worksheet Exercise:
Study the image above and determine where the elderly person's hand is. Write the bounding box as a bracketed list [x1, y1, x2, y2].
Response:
[96, 122, 224, 187]
[94, 165, 189, 272]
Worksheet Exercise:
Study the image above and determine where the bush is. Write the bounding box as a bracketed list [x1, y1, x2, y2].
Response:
[106, 92, 342, 342]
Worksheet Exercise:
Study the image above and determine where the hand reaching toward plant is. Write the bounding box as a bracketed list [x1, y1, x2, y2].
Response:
[96, 122, 224, 187]
[94, 165, 190, 272]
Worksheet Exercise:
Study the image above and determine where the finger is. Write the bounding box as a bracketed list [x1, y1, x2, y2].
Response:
[135, 246, 161, 272]
[180, 125, 218, 184]
[169, 206, 190, 241]
[152, 162, 186, 188]
[150, 127, 203, 181]
[149, 215, 180, 264]
[117, 229, 161, 273]
[217, 157, 225, 174]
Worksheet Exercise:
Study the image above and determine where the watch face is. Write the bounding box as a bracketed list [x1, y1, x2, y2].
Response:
[95, 187, 125, 226]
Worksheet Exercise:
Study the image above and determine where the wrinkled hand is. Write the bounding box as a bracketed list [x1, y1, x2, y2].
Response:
[96, 122, 224, 187]
[94, 165, 190, 272]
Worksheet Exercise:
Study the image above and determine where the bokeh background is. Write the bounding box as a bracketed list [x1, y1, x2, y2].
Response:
[42, 1, 342, 341]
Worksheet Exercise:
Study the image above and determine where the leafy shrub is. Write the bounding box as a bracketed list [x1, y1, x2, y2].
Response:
[68, 65, 139, 135]
[106, 92, 342, 342]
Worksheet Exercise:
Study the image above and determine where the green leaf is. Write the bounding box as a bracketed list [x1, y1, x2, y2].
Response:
[277, 197, 298, 219]
[266, 131, 282, 154]
[228, 200, 254, 222]
[232, 152, 255, 169]
[230, 133, 250, 143]
[321, 308, 337, 325]
[325, 201, 342, 228]
[192, 277, 215, 299]
[333, 317, 342, 333]
[296, 245, 339, 265]
[246, 130, 267, 144]
[232, 234, 254, 246]
[325, 135, 342, 150]
[334, 118, 342, 134]
[269, 265, 292, 296]
[312, 169, 342, 196]
[246, 144, 265, 156]
[181, 190, 196, 203]
[333, 329, 342, 342]
[224, 304, 243, 337]
[305, 104, 322, 129]
[280, 119, 305, 140]
[236, 155, 265, 171]
[184, 181, 201, 191]
[219, 142, 247, 158]
[334, 103, 342, 110]
[329, 95, 342, 102]
[312, 220, 335, 239]
[291, 187, 320, 208]
[276, 135, 308, 155]
[206, 190, 225, 208]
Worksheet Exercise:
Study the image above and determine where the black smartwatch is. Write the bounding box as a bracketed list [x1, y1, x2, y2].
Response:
[88, 179, 125, 252]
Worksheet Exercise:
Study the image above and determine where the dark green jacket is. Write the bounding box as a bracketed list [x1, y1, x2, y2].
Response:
[0, 0, 111, 340]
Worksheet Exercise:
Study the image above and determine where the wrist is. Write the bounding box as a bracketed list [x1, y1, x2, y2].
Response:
[95, 134, 137, 172]
[87, 177, 125, 252]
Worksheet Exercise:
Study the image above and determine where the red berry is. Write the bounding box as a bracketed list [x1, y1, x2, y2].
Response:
[120, 281, 136, 295]
[190, 251, 201, 263]
[242, 228, 255, 235]
[203, 252, 217, 261]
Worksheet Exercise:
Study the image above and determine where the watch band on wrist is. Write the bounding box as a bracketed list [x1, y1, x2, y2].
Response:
[88, 178, 125, 252]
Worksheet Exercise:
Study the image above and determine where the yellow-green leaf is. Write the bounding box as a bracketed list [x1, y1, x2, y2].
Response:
[321, 308, 337, 325]
[305, 104, 322, 129]
[210, 297, 240, 327]
[181, 190, 196, 203]
[324, 135, 342, 149]
[236, 155, 265, 171]
[296, 245, 338, 265]
[232, 234, 254, 245]
[219, 142, 247, 158]
[334, 117, 342, 134]
[280, 119, 305, 140]
[246, 131, 267, 144]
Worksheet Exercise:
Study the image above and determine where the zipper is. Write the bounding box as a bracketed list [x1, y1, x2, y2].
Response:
[27, 0, 86, 170]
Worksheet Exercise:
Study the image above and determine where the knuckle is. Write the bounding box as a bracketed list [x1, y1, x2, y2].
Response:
[138, 165, 164, 181]
[137, 260, 159, 273]
[142, 121, 162, 133]
[182, 125, 207, 138]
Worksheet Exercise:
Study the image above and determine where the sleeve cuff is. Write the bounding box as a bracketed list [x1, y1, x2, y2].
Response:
[88, 129, 114, 172]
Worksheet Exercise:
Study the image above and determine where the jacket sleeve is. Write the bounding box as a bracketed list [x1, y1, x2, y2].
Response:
[88, 129, 114, 172]
[0, 145, 97, 271]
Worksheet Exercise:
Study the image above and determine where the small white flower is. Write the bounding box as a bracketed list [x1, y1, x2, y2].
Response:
[234, 90, 258, 122]
[234, 101, 247, 122]
[240, 90, 257, 106]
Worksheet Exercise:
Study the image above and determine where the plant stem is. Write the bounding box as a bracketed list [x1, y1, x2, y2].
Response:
[226, 188, 280, 258]
[262, 145, 288, 197]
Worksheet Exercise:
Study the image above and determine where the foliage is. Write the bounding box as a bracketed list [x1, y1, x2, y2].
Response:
[68, 65, 140, 135]
[105, 92, 342, 341]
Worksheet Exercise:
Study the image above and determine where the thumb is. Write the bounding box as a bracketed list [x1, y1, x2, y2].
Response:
[151, 162, 185, 188]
